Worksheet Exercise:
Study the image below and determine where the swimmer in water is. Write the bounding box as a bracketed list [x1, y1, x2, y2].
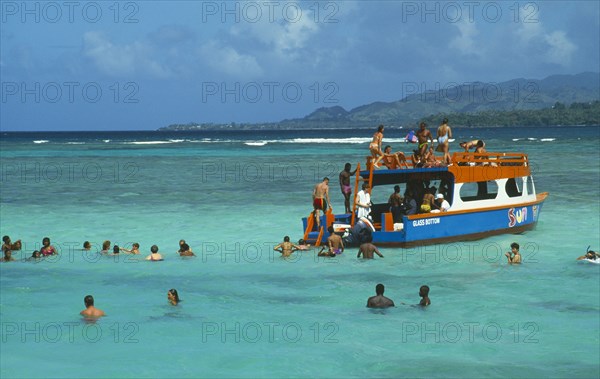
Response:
[168, 289, 180, 306]
[120, 243, 140, 255]
[419, 285, 431, 306]
[577, 247, 599, 261]
[367, 283, 395, 308]
[40, 237, 57, 256]
[80, 295, 106, 318]
[505, 242, 521, 264]
[146, 245, 164, 261]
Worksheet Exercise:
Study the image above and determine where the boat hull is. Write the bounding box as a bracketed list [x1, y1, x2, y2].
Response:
[303, 193, 547, 248]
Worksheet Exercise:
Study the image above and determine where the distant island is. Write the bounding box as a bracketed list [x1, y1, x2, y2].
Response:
[159, 72, 600, 131]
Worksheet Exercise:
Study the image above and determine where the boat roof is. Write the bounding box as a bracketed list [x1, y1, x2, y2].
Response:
[361, 151, 532, 186]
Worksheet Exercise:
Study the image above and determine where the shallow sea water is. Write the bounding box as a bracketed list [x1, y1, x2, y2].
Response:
[1, 126, 599, 378]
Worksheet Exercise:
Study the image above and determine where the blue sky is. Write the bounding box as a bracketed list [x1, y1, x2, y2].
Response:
[1, 0, 598, 131]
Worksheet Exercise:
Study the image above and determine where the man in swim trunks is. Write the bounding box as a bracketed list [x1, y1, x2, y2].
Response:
[339, 163, 357, 214]
[436, 118, 452, 164]
[80, 295, 106, 318]
[367, 284, 395, 308]
[369, 125, 385, 168]
[274, 236, 300, 258]
[313, 177, 332, 226]
[416, 122, 434, 161]
[326, 226, 344, 255]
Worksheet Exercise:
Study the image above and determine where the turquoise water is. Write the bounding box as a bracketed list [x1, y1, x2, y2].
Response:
[1, 127, 599, 378]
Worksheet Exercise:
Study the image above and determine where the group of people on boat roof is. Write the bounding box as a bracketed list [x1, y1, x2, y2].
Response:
[368, 120, 486, 169]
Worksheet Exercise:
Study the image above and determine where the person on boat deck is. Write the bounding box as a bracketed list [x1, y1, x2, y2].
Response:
[2, 236, 22, 252]
[339, 163, 357, 214]
[312, 177, 332, 227]
[422, 147, 446, 168]
[576, 249, 600, 261]
[367, 283, 395, 308]
[274, 236, 300, 258]
[382, 145, 409, 169]
[505, 242, 522, 264]
[419, 285, 431, 306]
[416, 122, 435, 161]
[80, 295, 105, 318]
[369, 125, 385, 168]
[459, 139, 484, 152]
[403, 189, 418, 215]
[410, 149, 422, 168]
[357, 236, 384, 259]
[388, 185, 404, 222]
[436, 118, 453, 164]
[420, 188, 436, 213]
[431, 193, 450, 213]
[356, 182, 372, 219]
[146, 245, 164, 261]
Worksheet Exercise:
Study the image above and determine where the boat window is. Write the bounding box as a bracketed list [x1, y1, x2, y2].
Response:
[526, 176, 534, 196]
[459, 181, 498, 201]
[505, 178, 522, 198]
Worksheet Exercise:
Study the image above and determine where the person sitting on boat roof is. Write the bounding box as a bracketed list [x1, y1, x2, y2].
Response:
[505, 242, 522, 264]
[369, 125, 385, 168]
[422, 147, 446, 168]
[411, 149, 422, 168]
[367, 284, 395, 308]
[416, 122, 435, 161]
[382, 145, 409, 169]
[357, 236, 384, 259]
[431, 193, 450, 213]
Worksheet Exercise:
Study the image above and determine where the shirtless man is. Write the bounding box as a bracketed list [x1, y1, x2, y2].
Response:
[436, 118, 452, 164]
[326, 226, 344, 254]
[505, 242, 522, 264]
[416, 122, 434, 161]
[369, 125, 385, 168]
[339, 163, 357, 214]
[367, 284, 395, 308]
[80, 295, 106, 318]
[274, 236, 300, 258]
[357, 237, 384, 259]
[382, 146, 409, 169]
[313, 177, 332, 226]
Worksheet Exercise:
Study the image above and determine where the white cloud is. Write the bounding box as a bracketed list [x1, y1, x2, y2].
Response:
[544, 31, 577, 65]
[449, 21, 480, 56]
[200, 41, 263, 78]
[82, 31, 172, 78]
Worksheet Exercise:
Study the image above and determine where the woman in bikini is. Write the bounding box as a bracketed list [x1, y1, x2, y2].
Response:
[369, 125, 385, 168]
[40, 237, 57, 256]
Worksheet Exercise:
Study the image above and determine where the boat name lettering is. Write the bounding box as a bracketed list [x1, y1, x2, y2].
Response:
[508, 207, 528, 227]
[412, 218, 441, 227]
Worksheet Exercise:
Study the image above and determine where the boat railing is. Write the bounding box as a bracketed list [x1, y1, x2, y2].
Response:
[451, 152, 529, 166]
